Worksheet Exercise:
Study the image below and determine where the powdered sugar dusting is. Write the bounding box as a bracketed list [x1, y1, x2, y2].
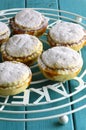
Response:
[0, 30, 10, 40]
[42, 46, 83, 69]
[0, 61, 31, 86]
[15, 9, 43, 29]
[6, 34, 41, 57]
[50, 20, 85, 44]
[0, 22, 10, 35]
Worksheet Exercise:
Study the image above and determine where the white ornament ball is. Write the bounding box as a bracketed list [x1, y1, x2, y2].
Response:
[58, 115, 69, 124]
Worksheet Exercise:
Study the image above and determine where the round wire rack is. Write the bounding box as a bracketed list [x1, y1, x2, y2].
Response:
[0, 8, 86, 122]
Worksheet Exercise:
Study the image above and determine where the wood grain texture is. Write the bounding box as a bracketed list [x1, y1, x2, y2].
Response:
[0, 0, 25, 9]
[25, 0, 74, 130]
[26, 0, 58, 9]
[0, 1, 25, 130]
[0, 0, 86, 130]
[25, 83, 74, 130]
[59, 1, 86, 129]
[59, 0, 86, 17]
[69, 46, 86, 130]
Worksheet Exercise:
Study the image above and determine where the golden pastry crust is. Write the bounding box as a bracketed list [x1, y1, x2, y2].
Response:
[0, 22, 10, 45]
[38, 59, 81, 81]
[38, 46, 83, 82]
[48, 20, 86, 51]
[48, 32, 86, 51]
[9, 9, 48, 37]
[0, 61, 32, 96]
[0, 37, 9, 44]
[1, 47, 42, 65]
[1, 34, 43, 65]
[0, 76, 32, 96]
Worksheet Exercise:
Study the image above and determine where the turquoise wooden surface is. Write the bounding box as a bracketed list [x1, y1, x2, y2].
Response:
[0, 0, 86, 130]
[59, 1, 86, 130]
[26, 1, 73, 130]
[26, 0, 58, 8]
[59, 0, 86, 17]
[69, 47, 86, 130]
[0, 0, 25, 9]
[0, 1, 25, 130]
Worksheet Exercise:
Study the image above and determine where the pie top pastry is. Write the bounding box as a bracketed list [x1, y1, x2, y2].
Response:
[0, 22, 10, 43]
[0, 61, 32, 96]
[10, 9, 48, 36]
[0, 61, 32, 87]
[48, 20, 86, 50]
[1, 34, 43, 65]
[49, 20, 85, 43]
[15, 9, 45, 30]
[40, 46, 83, 70]
[4, 34, 42, 57]
[38, 46, 83, 81]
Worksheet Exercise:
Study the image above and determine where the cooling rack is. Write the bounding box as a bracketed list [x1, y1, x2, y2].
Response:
[0, 8, 86, 124]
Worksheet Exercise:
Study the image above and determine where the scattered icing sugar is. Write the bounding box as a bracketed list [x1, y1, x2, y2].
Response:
[41, 46, 83, 69]
[0, 61, 31, 86]
[6, 34, 41, 57]
[49, 20, 85, 44]
[0, 22, 10, 35]
[15, 9, 43, 29]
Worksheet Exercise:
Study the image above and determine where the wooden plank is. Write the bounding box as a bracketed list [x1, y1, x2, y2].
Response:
[26, 0, 58, 9]
[25, 82, 74, 130]
[69, 46, 86, 130]
[26, 0, 59, 17]
[0, 0, 25, 9]
[25, 1, 74, 130]
[59, 0, 86, 24]
[59, 1, 86, 129]
[59, 0, 86, 17]
[0, 0, 25, 130]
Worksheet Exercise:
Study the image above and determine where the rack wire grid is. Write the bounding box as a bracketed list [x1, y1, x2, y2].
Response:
[0, 8, 86, 123]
